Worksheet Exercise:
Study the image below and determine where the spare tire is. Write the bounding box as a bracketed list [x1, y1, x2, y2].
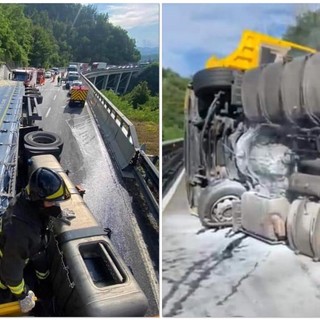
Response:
[24, 131, 63, 152]
[24, 144, 61, 161]
[193, 68, 234, 98]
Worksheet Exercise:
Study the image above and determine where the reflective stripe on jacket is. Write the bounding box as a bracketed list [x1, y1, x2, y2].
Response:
[0, 193, 51, 295]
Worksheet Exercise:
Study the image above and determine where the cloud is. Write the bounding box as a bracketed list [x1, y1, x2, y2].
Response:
[94, 3, 159, 48]
[128, 24, 159, 47]
[163, 3, 316, 77]
[96, 3, 159, 29]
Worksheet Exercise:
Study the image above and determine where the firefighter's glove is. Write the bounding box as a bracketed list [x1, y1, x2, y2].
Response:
[19, 290, 36, 313]
[56, 208, 76, 226]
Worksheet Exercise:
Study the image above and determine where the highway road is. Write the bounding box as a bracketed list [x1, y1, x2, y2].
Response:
[163, 170, 320, 317]
[33, 79, 158, 316]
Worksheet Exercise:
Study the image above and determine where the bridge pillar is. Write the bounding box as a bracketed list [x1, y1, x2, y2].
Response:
[92, 77, 97, 85]
[102, 75, 110, 90]
[115, 72, 123, 94]
[123, 72, 133, 94]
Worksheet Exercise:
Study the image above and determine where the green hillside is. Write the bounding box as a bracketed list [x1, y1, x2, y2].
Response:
[162, 68, 190, 141]
[0, 3, 140, 68]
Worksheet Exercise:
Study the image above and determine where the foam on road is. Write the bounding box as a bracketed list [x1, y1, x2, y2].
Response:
[163, 174, 320, 317]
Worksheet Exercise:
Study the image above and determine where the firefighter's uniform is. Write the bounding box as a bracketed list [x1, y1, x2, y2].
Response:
[0, 191, 55, 299]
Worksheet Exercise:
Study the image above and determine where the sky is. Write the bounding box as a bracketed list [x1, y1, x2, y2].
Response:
[94, 3, 159, 48]
[163, 3, 320, 77]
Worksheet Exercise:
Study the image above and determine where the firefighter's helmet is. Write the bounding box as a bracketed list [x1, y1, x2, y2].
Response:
[26, 167, 70, 202]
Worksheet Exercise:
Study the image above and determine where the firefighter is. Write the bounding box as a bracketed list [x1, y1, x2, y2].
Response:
[0, 167, 71, 313]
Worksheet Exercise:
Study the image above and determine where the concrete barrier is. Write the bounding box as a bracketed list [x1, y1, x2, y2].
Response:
[83, 77, 139, 170]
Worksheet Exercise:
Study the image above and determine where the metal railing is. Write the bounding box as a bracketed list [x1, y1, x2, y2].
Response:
[81, 74, 159, 219]
[162, 138, 184, 196]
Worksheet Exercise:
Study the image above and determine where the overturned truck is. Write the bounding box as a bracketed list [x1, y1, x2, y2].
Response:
[0, 76, 148, 315]
[185, 30, 320, 260]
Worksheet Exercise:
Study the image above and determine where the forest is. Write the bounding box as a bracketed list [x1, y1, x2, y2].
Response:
[162, 68, 189, 141]
[162, 8, 320, 141]
[0, 3, 141, 68]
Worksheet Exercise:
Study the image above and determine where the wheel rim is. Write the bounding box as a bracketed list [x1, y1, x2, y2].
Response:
[210, 195, 240, 223]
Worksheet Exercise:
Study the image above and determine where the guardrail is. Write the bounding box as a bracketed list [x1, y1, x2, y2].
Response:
[162, 138, 184, 196]
[81, 74, 159, 219]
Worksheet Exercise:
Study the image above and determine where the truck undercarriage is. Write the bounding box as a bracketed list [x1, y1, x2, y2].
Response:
[185, 52, 320, 261]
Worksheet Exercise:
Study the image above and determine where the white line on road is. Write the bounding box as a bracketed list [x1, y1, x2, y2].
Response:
[45, 107, 51, 118]
[163, 168, 185, 211]
[53, 95, 57, 100]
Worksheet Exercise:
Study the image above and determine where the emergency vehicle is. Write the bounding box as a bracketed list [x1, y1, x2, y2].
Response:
[36, 69, 45, 85]
[69, 83, 88, 108]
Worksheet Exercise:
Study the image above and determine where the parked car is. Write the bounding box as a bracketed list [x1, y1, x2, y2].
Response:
[45, 71, 52, 78]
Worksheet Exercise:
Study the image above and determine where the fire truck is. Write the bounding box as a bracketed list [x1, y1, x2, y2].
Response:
[36, 68, 45, 85]
[69, 82, 88, 108]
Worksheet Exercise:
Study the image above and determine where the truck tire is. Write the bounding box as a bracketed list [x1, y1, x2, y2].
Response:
[24, 131, 63, 152]
[24, 144, 61, 161]
[193, 68, 234, 98]
[281, 56, 307, 124]
[258, 62, 284, 123]
[241, 67, 264, 122]
[198, 179, 246, 228]
[302, 53, 320, 124]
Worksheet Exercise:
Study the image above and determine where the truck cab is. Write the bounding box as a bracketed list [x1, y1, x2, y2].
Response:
[67, 65, 78, 73]
[91, 62, 107, 70]
[12, 69, 33, 87]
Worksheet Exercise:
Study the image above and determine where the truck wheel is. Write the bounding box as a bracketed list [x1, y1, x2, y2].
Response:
[281, 56, 306, 124]
[193, 68, 234, 98]
[241, 67, 264, 122]
[258, 62, 284, 123]
[198, 180, 246, 228]
[24, 131, 63, 152]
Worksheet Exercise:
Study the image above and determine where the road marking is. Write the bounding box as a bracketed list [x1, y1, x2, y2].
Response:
[53, 94, 57, 101]
[45, 107, 51, 118]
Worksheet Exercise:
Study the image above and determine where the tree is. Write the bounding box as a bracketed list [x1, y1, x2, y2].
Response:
[162, 68, 190, 140]
[283, 9, 320, 51]
[0, 4, 32, 65]
[0, 3, 144, 67]
[23, 3, 141, 65]
[29, 25, 56, 68]
[128, 62, 159, 95]
[128, 81, 151, 108]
